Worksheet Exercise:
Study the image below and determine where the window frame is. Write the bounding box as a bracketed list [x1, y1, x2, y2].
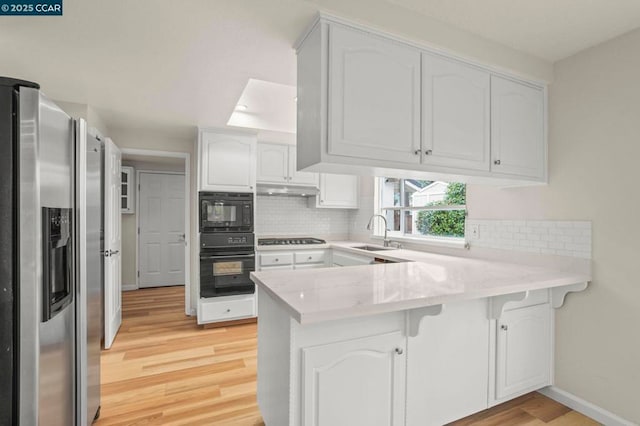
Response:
[373, 177, 468, 247]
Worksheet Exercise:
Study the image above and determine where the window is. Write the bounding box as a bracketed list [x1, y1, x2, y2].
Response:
[376, 178, 466, 240]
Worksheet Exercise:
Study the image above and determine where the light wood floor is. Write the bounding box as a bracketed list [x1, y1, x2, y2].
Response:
[96, 286, 599, 426]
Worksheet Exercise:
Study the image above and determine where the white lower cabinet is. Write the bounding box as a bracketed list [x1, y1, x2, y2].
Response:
[257, 287, 557, 426]
[302, 332, 407, 426]
[331, 250, 372, 267]
[258, 249, 327, 271]
[197, 294, 256, 325]
[495, 303, 552, 400]
[406, 300, 490, 426]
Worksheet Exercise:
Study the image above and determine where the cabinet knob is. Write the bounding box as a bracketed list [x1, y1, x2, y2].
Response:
[284, 177, 287, 180]
[494, 159, 501, 165]
[395, 347, 404, 355]
[500, 324, 508, 331]
[425, 149, 433, 155]
[414, 149, 421, 155]
[308, 256, 313, 260]
[275, 258, 279, 262]
[226, 308, 231, 313]
[320, 200, 324, 204]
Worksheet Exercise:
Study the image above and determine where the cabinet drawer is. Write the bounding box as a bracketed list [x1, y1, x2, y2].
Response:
[197, 295, 255, 324]
[260, 252, 293, 266]
[294, 250, 326, 265]
[504, 289, 549, 311]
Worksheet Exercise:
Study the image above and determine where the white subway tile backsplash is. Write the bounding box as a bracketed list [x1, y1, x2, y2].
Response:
[256, 195, 350, 237]
[466, 219, 592, 259]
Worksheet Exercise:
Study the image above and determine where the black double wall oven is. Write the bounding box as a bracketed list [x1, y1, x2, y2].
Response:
[199, 192, 255, 298]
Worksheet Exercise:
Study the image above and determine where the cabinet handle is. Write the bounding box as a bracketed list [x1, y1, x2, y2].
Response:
[275, 258, 279, 262]
[225, 308, 231, 313]
[500, 324, 508, 331]
[494, 160, 501, 165]
[414, 149, 421, 155]
[424, 149, 433, 155]
[395, 347, 404, 355]
[308, 256, 313, 260]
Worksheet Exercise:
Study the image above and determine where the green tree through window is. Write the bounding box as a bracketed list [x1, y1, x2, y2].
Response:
[416, 183, 466, 237]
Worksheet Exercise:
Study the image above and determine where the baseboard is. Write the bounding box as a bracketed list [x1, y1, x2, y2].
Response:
[122, 283, 138, 291]
[539, 386, 635, 426]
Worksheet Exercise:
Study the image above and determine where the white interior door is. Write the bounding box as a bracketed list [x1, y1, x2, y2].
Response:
[104, 138, 122, 349]
[139, 172, 186, 288]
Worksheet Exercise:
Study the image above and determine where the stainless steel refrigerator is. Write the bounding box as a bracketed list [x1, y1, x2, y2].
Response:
[0, 77, 102, 425]
[76, 119, 103, 424]
[0, 77, 76, 425]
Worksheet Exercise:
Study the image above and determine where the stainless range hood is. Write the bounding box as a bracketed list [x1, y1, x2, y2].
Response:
[256, 183, 319, 197]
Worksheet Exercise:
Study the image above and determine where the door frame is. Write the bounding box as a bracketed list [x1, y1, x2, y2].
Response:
[136, 170, 186, 289]
[121, 148, 193, 316]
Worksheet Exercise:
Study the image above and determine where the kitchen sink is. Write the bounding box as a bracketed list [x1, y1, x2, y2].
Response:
[352, 245, 395, 252]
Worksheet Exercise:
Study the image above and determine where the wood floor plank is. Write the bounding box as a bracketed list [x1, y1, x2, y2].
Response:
[96, 286, 599, 426]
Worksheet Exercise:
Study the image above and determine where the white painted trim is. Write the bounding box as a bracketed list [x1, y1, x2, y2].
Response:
[122, 283, 138, 292]
[538, 386, 635, 426]
[121, 148, 192, 316]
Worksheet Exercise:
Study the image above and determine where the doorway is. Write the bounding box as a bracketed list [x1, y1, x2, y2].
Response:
[120, 149, 192, 315]
[138, 172, 186, 287]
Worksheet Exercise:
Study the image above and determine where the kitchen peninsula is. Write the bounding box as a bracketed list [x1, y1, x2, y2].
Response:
[250, 243, 590, 426]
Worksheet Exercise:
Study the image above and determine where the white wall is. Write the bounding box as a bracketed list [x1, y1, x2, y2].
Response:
[465, 28, 640, 423]
[109, 126, 198, 313]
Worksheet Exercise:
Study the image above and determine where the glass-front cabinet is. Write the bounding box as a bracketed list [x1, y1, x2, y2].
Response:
[121, 166, 134, 214]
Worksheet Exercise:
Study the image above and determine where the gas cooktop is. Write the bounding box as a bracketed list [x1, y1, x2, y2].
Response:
[258, 237, 327, 246]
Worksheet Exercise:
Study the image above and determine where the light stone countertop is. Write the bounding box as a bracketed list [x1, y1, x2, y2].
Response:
[250, 241, 591, 324]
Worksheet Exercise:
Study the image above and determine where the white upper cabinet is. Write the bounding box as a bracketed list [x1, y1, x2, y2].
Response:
[491, 76, 546, 179]
[422, 53, 491, 171]
[199, 129, 256, 192]
[257, 143, 318, 186]
[288, 148, 318, 185]
[257, 143, 289, 184]
[315, 173, 359, 209]
[328, 25, 421, 164]
[296, 15, 548, 185]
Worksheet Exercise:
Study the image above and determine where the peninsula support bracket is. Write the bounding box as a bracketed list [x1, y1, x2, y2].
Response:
[408, 304, 444, 337]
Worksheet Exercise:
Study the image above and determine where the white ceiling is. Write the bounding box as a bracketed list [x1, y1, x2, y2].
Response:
[227, 79, 297, 134]
[385, 0, 640, 62]
[1, 0, 639, 138]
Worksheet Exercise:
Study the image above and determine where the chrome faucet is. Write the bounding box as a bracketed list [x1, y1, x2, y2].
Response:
[366, 214, 391, 247]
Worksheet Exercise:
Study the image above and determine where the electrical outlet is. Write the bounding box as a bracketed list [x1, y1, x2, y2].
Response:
[470, 224, 480, 240]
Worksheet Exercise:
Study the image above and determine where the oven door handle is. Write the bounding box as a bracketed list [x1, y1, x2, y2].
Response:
[200, 253, 256, 260]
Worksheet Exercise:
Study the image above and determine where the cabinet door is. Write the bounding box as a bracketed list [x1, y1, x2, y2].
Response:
[317, 174, 358, 209]
[496, 303, 551, 399]
[406, 299, 489, 426]
[200, 131, 256, 192]
[302, 331, 406, 426]
[257, 143, 289, 184]
[422, 54, 490, 171]
[288, 147, 318, 186]
[491, 76, 545, 179]
[328, 25, 421, 164]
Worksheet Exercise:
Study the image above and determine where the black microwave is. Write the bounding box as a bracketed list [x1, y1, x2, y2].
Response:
[199, 192, 253, 233]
